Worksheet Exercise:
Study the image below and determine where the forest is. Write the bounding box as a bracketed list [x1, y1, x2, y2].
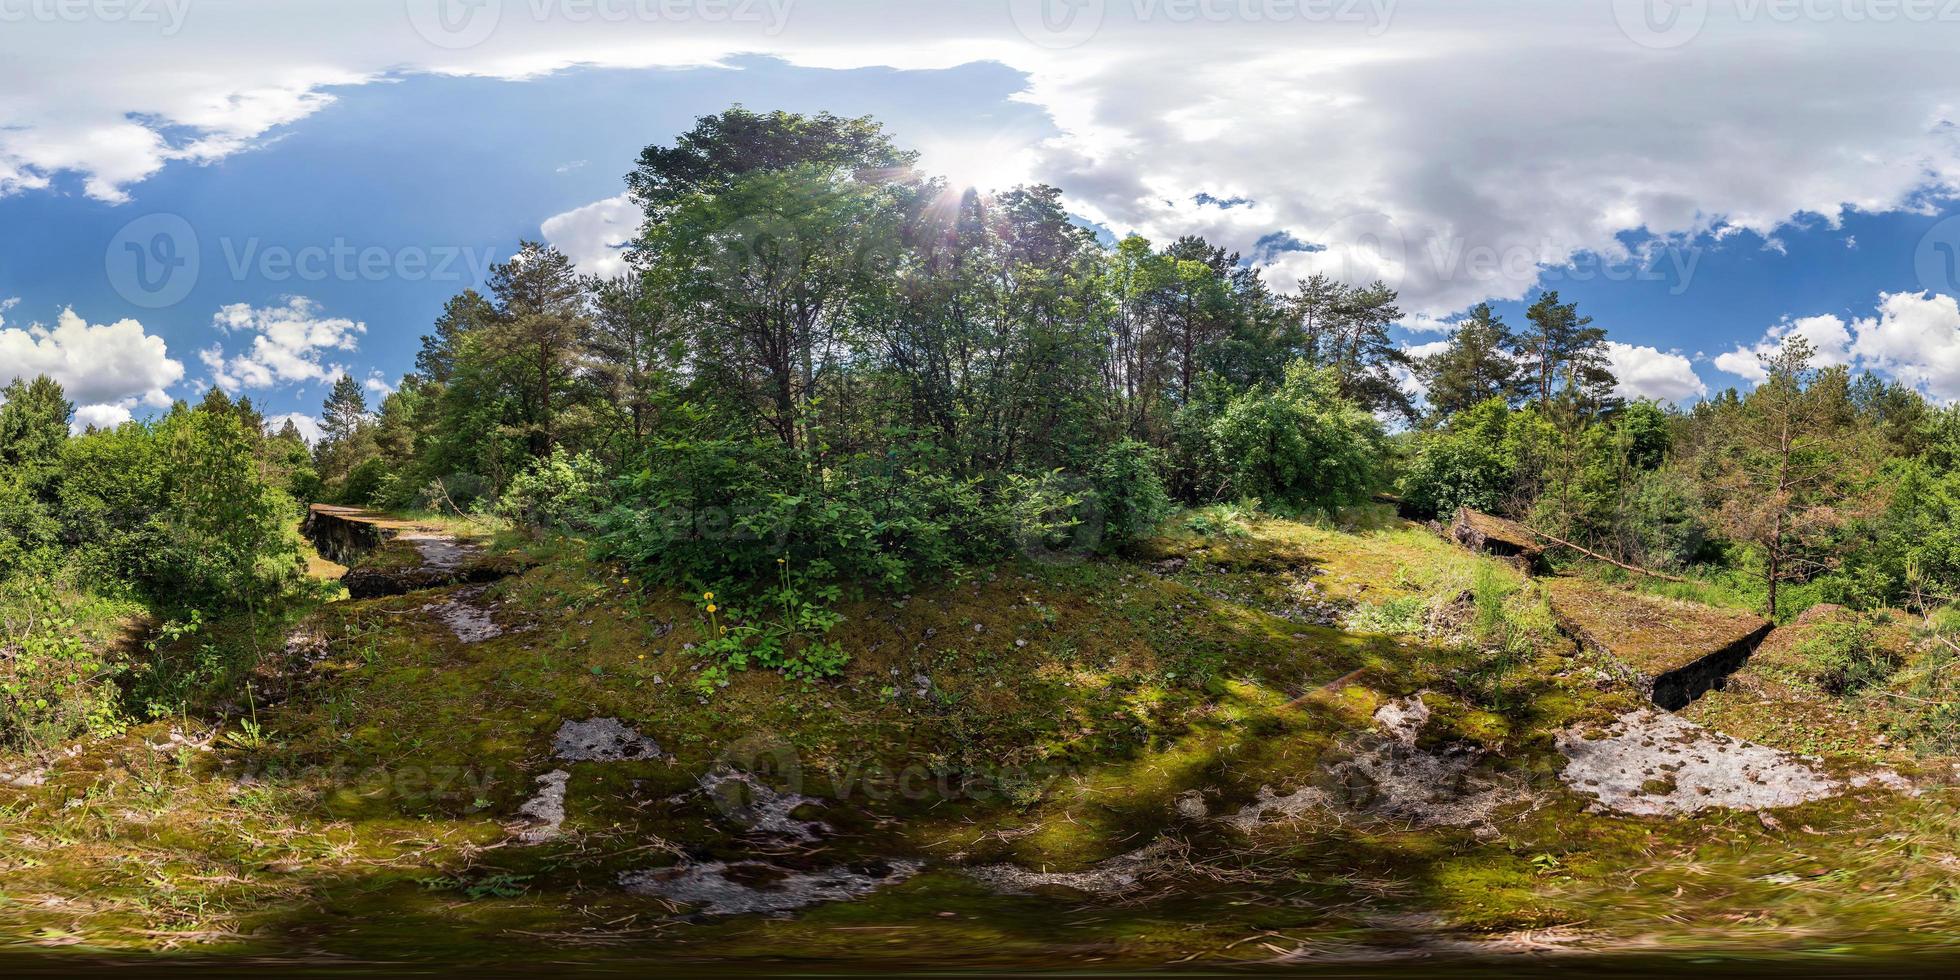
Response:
[6, 106, 1960, 970]
[5, 109, 1960, 750]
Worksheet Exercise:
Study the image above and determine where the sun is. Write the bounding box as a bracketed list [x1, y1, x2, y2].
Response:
[914, 135, 1040, 196]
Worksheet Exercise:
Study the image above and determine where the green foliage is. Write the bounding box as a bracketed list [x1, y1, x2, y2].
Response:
[1182, 502, 1255, 538]
[690, 561, 848, 689]
[1088, 440, 1172, 552]
[1343, 594, 1428, 634]
[602, 436, 1041, 594]
[1397, 398, 1532, 517]
[1204, 361, 1381, 509]
[1793, 618, 1897, 696]
[498, 448, 608, 532]
[0, 581, 125, 749]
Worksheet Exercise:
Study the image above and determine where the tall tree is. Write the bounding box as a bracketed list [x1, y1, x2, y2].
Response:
[628, 107, 918, 215]
[1703, 338, 1873, 618]
[586, 272, 679, 449]
[1416, 303, 1521, 423]
[416, 289, 496, 385]
[316, 373, 370, 486]
[1516, 290, 1615, 410]
[483, 242, 591, 458]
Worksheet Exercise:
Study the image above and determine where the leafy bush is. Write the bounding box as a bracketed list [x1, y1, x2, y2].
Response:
[498, 448, 609, 531]
[1398, 398, 1520, 518]
[0, 582, 125, 749]
[601, 436, 1039, 593]
[1794, 618, 1898, 695]
[337, 456, 390, 507]
[58, 406, 304, 611]
[1205, 361, 1381, 509]
[1089, 439, 1172, 552]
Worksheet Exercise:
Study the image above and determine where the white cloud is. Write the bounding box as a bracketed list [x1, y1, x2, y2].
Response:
[540, 193, 637, 278]
[364, 372, 397, 398]
[72, 403, 133, 432]
[0, 308, 185, 424]
[1606, 342, 1705, 404]
[201, 297, 364, 391]
[1713, 313, 1856, 384]
[1849, 291, 1960, 402]
[266, 411, 323, 445]
[1713, 293, 1960, 402]
[4, 4, 1959, 320]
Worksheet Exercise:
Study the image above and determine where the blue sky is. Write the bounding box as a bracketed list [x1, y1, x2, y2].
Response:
[7, 3, 1960, 431]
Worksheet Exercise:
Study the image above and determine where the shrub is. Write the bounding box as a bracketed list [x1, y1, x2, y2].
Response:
[1794, 618, 1898, 695]
[1088, 440, 1172, 552]
[0, 582, 125, 750]
[1206, 361, 1381, 509]
[337, 457, 390, 507]
[498, 448, 609, 532]
[601, 436, 1030, 594]
[1397, 398, 1518, 518]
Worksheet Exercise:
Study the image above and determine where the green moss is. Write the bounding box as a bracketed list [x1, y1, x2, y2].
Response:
[3, 511, 1959, 968]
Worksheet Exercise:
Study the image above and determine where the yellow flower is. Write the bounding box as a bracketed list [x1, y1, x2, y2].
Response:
[706, 603, 718, 614]
[777, 558, 786, 564]
[704, 591, 715, 600]
[637, 654, 645, 660]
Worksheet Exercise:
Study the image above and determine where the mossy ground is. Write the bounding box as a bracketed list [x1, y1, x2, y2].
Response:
[2, 507, 1957, 972]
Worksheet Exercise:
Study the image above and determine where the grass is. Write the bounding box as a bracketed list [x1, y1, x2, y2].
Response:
[0, 507, 1956, 969]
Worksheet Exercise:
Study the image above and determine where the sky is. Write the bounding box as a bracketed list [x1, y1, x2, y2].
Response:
[6, 0, 1960, 436]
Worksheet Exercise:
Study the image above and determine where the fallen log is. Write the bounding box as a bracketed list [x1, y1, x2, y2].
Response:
[1519, 524, 1688, 584]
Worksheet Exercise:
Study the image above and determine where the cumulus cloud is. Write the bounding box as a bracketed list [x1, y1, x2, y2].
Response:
[0, 308, 185, 424]
[1713, 314, 1857, 384]
[201, 297, 364, 391]
[1849, 291, 1960, 401]
[6, 4, 1960, 320]
[266, 411, 324, 444]
[1606, 342, 1706, 404]
[72, 403, 134, 432]
[1714, 293, 1960, 401]
[540, 194, 638, 278]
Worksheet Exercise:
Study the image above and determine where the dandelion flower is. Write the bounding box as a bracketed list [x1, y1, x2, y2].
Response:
[706, 604, 717, 614]
[704, 591, 714, 600]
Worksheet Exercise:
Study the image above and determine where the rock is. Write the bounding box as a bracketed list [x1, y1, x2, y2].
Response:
[552, 718, 662, 762]
[700, 768, 828, 841]
[510, 770, 570, 843]
[1556, 710, 1855, 816]
[423, 589, 503, 644]
[966, 839, 1178, 897]
[621, 859, 921, 915]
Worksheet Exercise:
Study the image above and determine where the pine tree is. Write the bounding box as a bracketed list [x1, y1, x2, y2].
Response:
[1417, 303, 1521, 423]
[1516, 291, 1615, 410]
